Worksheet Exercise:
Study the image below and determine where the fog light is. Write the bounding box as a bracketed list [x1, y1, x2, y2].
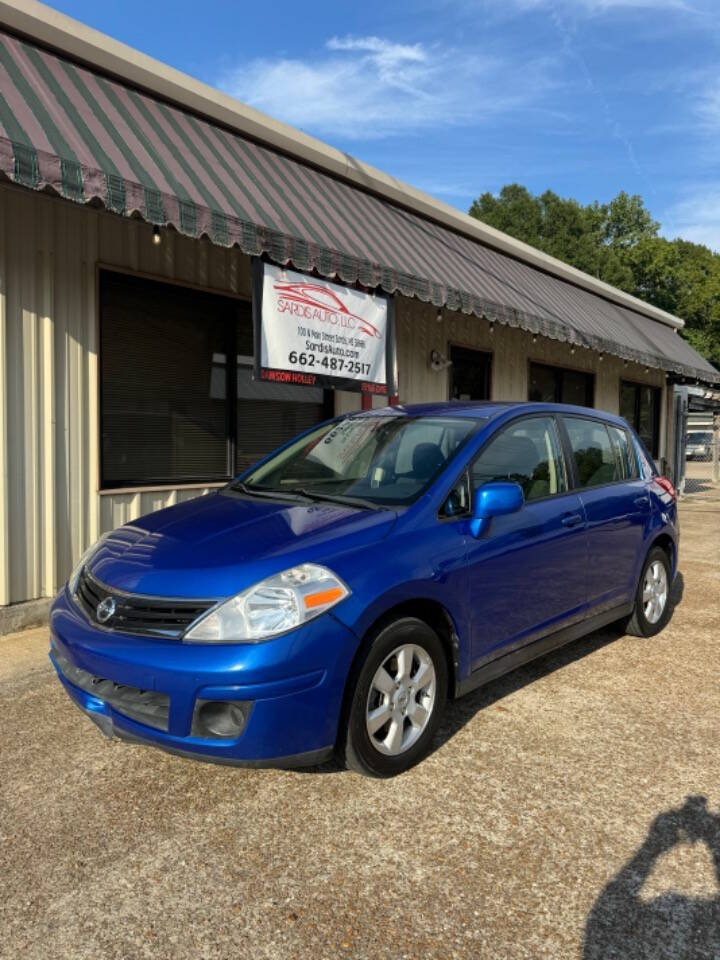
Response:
[192, 699, 251, 739]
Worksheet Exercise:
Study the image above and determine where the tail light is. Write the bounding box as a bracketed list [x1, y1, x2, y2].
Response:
[653, 476, 676, 499]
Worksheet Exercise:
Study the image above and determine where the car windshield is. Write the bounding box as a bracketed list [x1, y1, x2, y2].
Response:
[688, 432, 712, 444]
[233, 414, 480, 507]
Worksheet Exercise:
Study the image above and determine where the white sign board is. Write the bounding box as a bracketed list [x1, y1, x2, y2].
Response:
[254, 262, 395, 396]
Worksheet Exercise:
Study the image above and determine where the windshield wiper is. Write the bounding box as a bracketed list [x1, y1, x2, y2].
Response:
[230, 482, 313, 503]
[231, 481, 387, 511]
[284, 488, 388, 511]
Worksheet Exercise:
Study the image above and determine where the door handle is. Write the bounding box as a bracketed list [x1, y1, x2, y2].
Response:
[634, 496, 650, 507]
[561, 513, 583, 527]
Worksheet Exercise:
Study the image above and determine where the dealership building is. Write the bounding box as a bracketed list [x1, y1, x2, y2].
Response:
[0, 0, 718, 619]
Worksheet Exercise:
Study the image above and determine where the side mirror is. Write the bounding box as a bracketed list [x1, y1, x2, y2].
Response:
[469, 482, 524, 538]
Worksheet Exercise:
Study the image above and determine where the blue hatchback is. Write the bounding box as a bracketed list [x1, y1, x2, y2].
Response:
[50, 402, 678, 776]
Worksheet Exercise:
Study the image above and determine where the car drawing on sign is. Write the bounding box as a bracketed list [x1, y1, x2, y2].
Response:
[686, 430, 713, 460]
[50, 402, 678, 777]
[272, 279, 382, 339]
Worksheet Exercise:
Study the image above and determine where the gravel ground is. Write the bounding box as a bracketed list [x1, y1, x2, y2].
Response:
[1, 501, 718, 960]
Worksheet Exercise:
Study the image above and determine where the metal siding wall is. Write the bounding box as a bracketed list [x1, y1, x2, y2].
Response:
[98, 487, 219, 534]
[0, 183, 251, 605]
[0, 187, 9, 605]
[394, 296, 665, 414]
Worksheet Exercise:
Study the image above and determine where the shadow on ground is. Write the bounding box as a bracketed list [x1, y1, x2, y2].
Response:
[583, 795, 720, 959]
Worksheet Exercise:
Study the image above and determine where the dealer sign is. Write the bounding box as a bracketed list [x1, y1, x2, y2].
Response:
[252, 260, 397, 396]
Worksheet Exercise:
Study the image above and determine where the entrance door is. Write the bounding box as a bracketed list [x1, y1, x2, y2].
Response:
[449, 346, 491, 401]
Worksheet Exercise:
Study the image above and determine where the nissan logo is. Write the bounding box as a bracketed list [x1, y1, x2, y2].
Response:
[96, 596, 116, 624]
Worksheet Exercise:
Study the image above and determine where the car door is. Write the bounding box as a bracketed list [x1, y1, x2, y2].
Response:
[466, 414, 588, 668]
[560, 415, 651, 613]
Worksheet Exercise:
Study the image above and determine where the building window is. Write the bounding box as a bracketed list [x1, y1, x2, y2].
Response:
[99, 271, 329, 488]
[233, 357, 331, 474]
[528, 362, 594, 407]
[449, 346, 491, 401]
[619, 380, 661, 458]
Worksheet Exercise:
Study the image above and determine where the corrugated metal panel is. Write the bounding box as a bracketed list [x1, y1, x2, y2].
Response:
[0, 185, 9, 605]
[0, 181, 251, 605]
[98, 487, 217, 533]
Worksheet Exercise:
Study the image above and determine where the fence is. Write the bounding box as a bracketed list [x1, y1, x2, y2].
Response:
[681, 437, 720, 497]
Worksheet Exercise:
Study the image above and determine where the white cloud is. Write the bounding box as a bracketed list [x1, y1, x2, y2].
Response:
[414, 182, 479, 199]
[498, 0, 691, 10]
[695, 79, 720, 130]
[326, 36, 426, 67]
[662, 188, 720, 253]
[219, 35, 556, 140]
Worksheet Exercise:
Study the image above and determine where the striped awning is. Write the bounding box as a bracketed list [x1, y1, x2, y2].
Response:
[0, 27, 717, 384]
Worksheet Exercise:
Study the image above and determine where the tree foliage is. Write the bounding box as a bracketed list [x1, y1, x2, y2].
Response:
[469, 184, 720, 368]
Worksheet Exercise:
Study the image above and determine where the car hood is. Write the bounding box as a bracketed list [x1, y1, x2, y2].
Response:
[87, 491, 397, 598]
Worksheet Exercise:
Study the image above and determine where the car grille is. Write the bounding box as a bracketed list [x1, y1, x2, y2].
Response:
[75, 566, 216, 639]
[53, 648, 170, 731]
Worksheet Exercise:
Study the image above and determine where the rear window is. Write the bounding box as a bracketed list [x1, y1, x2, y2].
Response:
[634, 434, 658, 479]
[563, 417, 621, 488]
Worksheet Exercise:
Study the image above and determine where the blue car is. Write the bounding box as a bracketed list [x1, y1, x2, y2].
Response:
[50, 402, 678, 777]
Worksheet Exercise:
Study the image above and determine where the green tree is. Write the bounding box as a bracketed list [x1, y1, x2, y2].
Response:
[596, 191, 660, 249]
[629, 237, 720, 367]
[469, 184, 542, 247]
[469, 184, 653, 290]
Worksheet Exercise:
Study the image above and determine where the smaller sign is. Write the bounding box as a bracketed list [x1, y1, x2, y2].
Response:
[252, 260, 396, 395]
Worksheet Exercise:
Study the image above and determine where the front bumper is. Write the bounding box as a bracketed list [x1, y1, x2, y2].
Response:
[50, 588, 359, 766]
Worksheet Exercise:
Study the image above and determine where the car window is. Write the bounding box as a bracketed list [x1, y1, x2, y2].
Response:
[471, 416, 567, 502]
[564, 418, 621, 488]
[608, 425, 639, 480]
[634, 435, 657, 479]
[441, 473, 471, 517]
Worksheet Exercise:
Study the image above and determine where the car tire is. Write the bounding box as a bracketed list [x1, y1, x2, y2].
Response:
[622, 545, 673, 638]
[342, 617, 448, 778]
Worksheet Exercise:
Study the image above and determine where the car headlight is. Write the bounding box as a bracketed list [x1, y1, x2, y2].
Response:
[183, 563, 350, 644]
[67, 532, 110, 596]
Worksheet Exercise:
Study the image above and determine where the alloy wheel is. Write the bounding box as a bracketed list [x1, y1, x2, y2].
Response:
[365, 643, 437, 756]
[643, 560, 668, 625]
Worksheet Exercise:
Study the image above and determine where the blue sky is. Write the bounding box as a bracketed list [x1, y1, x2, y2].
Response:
[48, 0, 720, 251]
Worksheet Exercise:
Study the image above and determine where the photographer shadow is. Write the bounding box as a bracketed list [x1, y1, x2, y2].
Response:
[583, 795, 720, 959]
